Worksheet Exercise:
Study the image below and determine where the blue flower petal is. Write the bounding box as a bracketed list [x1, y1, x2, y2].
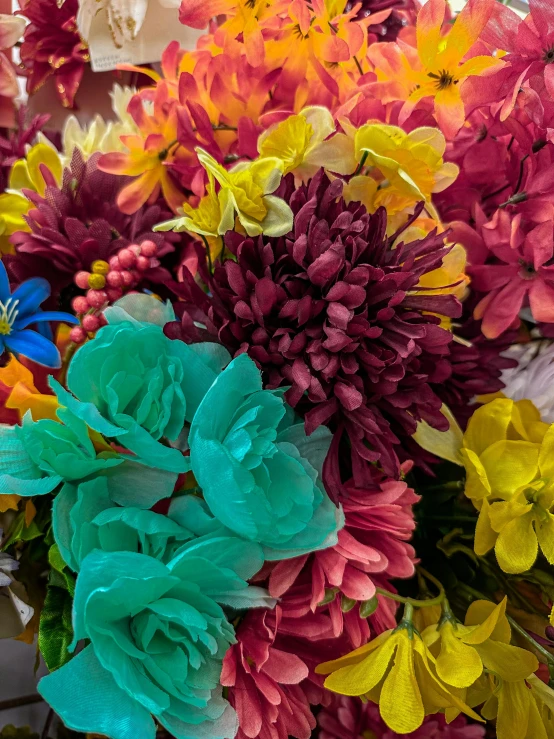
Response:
[0, 260, 10, 303]
[5, 329, 61, 368]
[14, 310, 79, 330]
[11, 277, 51, 317]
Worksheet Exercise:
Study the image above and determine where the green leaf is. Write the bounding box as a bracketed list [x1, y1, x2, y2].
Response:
[1, 512, 42, 551]
[360, 595, 379, 618]
[38, 585, 74, 671]
[47, 544, 76, 596]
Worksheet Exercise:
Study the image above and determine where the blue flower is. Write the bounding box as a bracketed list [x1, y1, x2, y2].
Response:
[0, 259, 78, 368]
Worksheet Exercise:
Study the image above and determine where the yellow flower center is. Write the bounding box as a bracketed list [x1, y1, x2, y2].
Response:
[428, 69, 457, 90]
[0, 298, 19, 336]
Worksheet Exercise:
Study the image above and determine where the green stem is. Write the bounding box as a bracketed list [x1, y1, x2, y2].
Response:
[354, 150, 369, 176]
[376, 567, 445, 609]
[201, 234, 213, 274]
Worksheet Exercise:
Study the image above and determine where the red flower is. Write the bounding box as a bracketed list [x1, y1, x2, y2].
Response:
[171, 171, 461, 481]
[19, 0, 89, 108]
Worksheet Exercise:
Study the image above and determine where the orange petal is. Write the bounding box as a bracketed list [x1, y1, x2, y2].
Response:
[443, 0, 497, 67]
[434, 85, 466, 139]
[117, 168, 161, 215]
[417, 0, 446, 69]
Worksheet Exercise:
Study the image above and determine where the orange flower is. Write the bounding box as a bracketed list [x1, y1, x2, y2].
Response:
[0, 355, 59, 422]
[368, 0, 503, 138]
[98, 84, 185, 214]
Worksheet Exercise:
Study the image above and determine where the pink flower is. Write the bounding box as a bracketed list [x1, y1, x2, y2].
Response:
[468, 209, 554, 338]
[0, 14, 25, 127]
[474, 0, 554, 121]
[318, 695, 485, 739]
[264, 468, 417, 647]
[221, 609, 316, 739]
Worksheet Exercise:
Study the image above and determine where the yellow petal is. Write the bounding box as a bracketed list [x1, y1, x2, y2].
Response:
[462, 597, 507, 645]
[536, 514, 554, 565]
[476, 639, 538, 683]
[316, 630, 393, 674]
[259, 195, 294, 237]
[413, 403, 464, 465]
[309, 133, 358, 176]
[379, 631, 425, 734]
[461, 448, 491, 501]
[538, 424, 554, 478]
[323, 632, 398, 697]
[511, 399, 543, 441]
[474, 499, 499, 556]
[495, 512, 538, 574]
[463, 398, 514, 456]
[480, 440, 539, 497]
[488, 497, 533, 533]
[435, 621, 483, 688]
[497, 679, 532, 739]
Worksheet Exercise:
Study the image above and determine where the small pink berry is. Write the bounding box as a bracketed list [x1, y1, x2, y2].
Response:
[118, 248, 136, 268]
[70, 326, 87, 344]
[82, 314, 100, 332]
[106, 270, 123, 287]
[86, 289, 108, 308]
[140, 239, 157, 257]
[129, 244, 141, 256]
[72, 296, 89, 314]
[75, 271, 91, 289]
[106, 287, 123, 302]
[136, 255, 150, 271]
[121, 270, 134, 286]
[109, 256, 121, 271]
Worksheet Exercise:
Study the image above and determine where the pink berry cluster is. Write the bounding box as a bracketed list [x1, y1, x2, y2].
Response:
[69, 240, 159, 344]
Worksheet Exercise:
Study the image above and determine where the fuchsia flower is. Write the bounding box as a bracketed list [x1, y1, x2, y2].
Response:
[318, 695, 486, 739]
[221, 609, 316, 739]
[465, 210, 554, 338]
[478, 0, 554, 121]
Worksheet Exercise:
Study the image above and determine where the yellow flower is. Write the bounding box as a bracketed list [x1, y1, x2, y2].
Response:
[460, 397, 554, 573]
[257, 106, 356, 180]
[424, 598, 538, 690]
[61, 85, 138, 164]
[195, 148, 294, 238]
[0, 142, 63, 254]
[156, 175, 224, 263]
[316, 610, 482, 734]
[476, 673, 554, 739]
[343, 124, 458, 216]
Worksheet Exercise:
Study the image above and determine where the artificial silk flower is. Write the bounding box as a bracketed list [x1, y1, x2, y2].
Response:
[195, 148, 294, 238]
[340, 124, 459, 217]
[189, 352, 343, 560]
[38, 545, 268, 739]
[257, 106, 357, 181]
[460, 397, 554, 573]
[0, 356, 59, 422]
[98, 86, 185, 214]
[0, 142, 63, 254]
[316, 613, 483, 734]
[0, 259, 78, 368]
[369, 0, 502, 138]
[155, 174, 224, 262]
[423, 598, 538, 690]
[500, 343, 554, 424]
[48, 320, 228, 474]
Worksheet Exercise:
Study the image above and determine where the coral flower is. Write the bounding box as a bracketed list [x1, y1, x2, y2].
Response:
[98, 87, 184, 214]
[369, 0, 502, 138]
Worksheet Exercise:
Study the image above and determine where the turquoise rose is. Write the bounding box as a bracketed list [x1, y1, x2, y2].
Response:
[0, 408, 123, 496]
[39, 542, 272, 739]
[189, 353, 343, 560]
[53, 477, 195, 571]
[50, 320, 231, 474]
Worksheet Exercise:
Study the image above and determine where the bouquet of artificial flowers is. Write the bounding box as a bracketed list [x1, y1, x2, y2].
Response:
[2, 0, 554, 737]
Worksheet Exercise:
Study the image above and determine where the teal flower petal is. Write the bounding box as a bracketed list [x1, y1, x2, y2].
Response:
[0, 424, 61, 496]
[189, 353, 343, 560]
[38, 646, 156, 739]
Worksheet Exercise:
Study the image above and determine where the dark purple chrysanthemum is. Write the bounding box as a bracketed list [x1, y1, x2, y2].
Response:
[6, 149, 179, 307]
[167, 171, 461, 488]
